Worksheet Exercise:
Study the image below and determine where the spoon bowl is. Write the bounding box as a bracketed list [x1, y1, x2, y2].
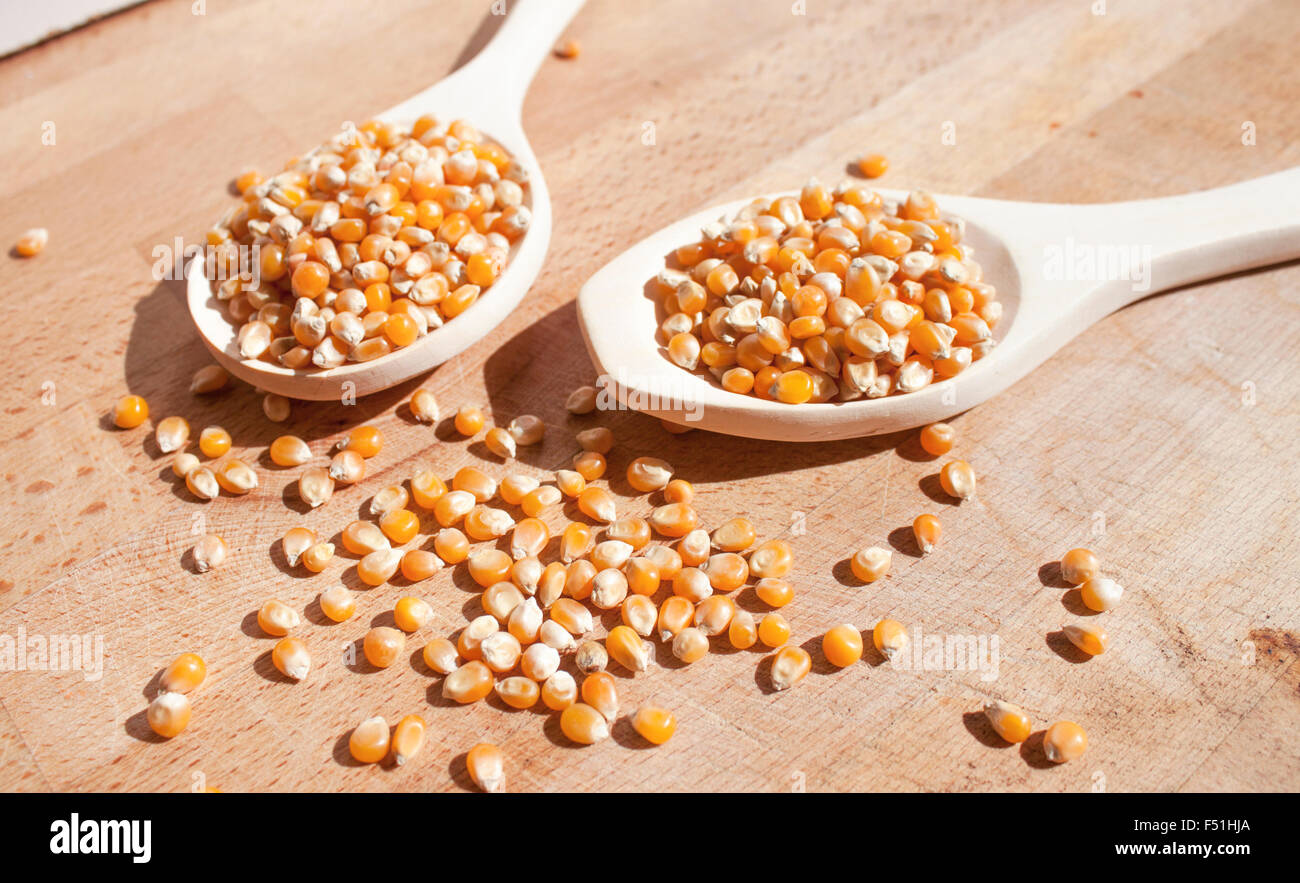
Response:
[578, 169, 1300, 440]
[187, 0, 586, 401]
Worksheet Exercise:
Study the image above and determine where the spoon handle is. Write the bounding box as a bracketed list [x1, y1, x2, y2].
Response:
[448, 0, 587, 115]
[1093, 165, 1300, 301]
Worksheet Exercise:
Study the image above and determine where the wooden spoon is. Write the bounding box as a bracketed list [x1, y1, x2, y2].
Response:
[577, 168, 1300, 441]
[187, 0, 586, 401]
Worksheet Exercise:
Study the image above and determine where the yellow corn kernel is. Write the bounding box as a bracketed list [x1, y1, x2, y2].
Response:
[872, 618, 909, 661]
[672, 567, 712, 603]
[627, 457, 674, 493]
[391, 714, 426, 765]
[758, 613, 791, 648]
[918, 422, 955, 456]
[519, 640, 559, 680]
[748, 539, 793, 578]
[467, 548, 511, 588]
[112, 394, 149, 429]
[542, 670, 578, 711]
[560, 703, 609, 745]
[621, 594, 657, 637]
[433, 527, 469, 565]
[411, 469, 448, 509]
[671, 626, 709, 664]
[711, 517, 756, 552]
[400, 549, 442, 582]
[422, 637, 459, 674]
[573, 450, 607, 481]
[454, 405, 485, 436]
[466, 742, 506, 791]
[154, 416, 190, 454]
[559, 522, 593, 564]
[856, 153, 888, 178]
[983, 699, 1032, 744]
[379, 508, 420, 544]
[160, 652, 206, 693]
[357, 549, 402, 585]
[590, 568, 628, 610]
[632, 705, 677, 745]
[728, 609, 758, 649]
[349, 716, 390, 764]
[480, 631, 522, 673]
[1043, 720, 1088, 763]
[1079, 576, 1124, 612]
[464, 505, 515, 541]
[302, 542, 335, 573]
[171, 452, 200, 479]
[14, 227, 49, 257]
[769, 645, 811, 691]
[340, 425, 384, 458]
[550, 598, 594, 636]
[280, 525, 315, 566]
[369, 484, 410, 517]
[342, 520, 390, 555]
[624, 557, 661, 596]
[363, 626, 406, 668]
[1061, 548, 1101, 586]
[1062, 622, 1109, 656]
[409, 388, 440, 424]
[556, 469, 586, 498]
[649, 503, 699, 538]
[257, 600, 300, 637]
[147, 692, 191, 738]
[657, 595, 694, 642]
[191, 534, 228, 573]
[457, 614, 499, 661]
[663, 479, 694, 504]
[754, 577, 794, 608]
[443, 660, 494, 703]
[318, 585, 355, 622]
[822, 624, 864, 668]
[329, 449, 366, 485]
[433, 489, 476, 526]
[912, 513, 941, 554]
[702, 552, 748, 591]
[393, 597, 435, 632]
[298, 467, 334, 508]
[483, 581, 525, 624]
[606, 624, 651, 672]
[270, 437, 312, 469]
[496, 676, 541, 709]
[198, 426, 231, 458]
[850, 546, 891, 583]
[521, 484, 562, 518]
[939, 459, 976, 501]
[580, 670, 619, 721]
[694, 595, 736, 637]
[214, 458, 258, 494]
[271, 636, 311, 680]
[457, 465, 496, 501]
[578, 486, 617, 523]
[485, 426, 517, 459]
[566, 385, 598, 414]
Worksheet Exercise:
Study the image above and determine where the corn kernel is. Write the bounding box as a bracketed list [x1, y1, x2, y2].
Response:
[349, 716, 389, 764]
[147, 692, 191, 738]
[822, 624, 864, 667]
[160, 653, 206, 693]
[363, 626, 406, 668]
[1061, 548, 1101, 586]
[769, 645, 811, 690]
[1043, 721, 1088, 763]
[466, 742, 506, 791]
[983, 699, 1032, 743]
[632, 705, 677, 745]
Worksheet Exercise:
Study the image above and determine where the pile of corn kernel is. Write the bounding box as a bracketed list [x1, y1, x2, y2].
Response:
[655, 179, 1001, 404]
[205, 116, 531, 370]
[116, 370, 1125, 785]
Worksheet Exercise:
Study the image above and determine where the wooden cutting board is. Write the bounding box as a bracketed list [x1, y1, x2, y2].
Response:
[0, 0, 1296, 792]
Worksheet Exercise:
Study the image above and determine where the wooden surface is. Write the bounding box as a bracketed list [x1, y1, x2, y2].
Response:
[0, 0, 1297, 793]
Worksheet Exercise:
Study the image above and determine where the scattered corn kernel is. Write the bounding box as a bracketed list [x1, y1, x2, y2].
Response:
[14, 227, 49, 257]
[112, 395, 149, 429]
[391, 714, 426, 765]
[147, 692, 191, 738]
[466, 742, 506, 791]
[1043, 720, 1088, 763]
[271, 636, 311, 680]
[850, 546, 891, 582]
[198, 426, 231, 458]
[939, 460, 976, 501]
[318, 585, 355, 622]
[270, 435, 312, 466]
[257, 600, 300, 636]
[983, 699, 1032, 743]
[1061, 548, 1101, 586]
[349, 716, 390, 764]
[822, 624, 864, 667]
[1079, 576, 1124, 612]
[363, 626, 406, 668]
[160, 653, 206, 693]
[560, 703, 609, 744]
[1062, 621, 1108, 656]
[872, 617, 909, 661]
[191, 533, 228, 572]
[919, 422, 955, 456]
[632, 705, 677, 745]
[913, 513, 941, 554]
[769, 645, 811, 691]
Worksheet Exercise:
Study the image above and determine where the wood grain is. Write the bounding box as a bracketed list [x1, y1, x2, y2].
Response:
[0, 0, 1297, 792]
